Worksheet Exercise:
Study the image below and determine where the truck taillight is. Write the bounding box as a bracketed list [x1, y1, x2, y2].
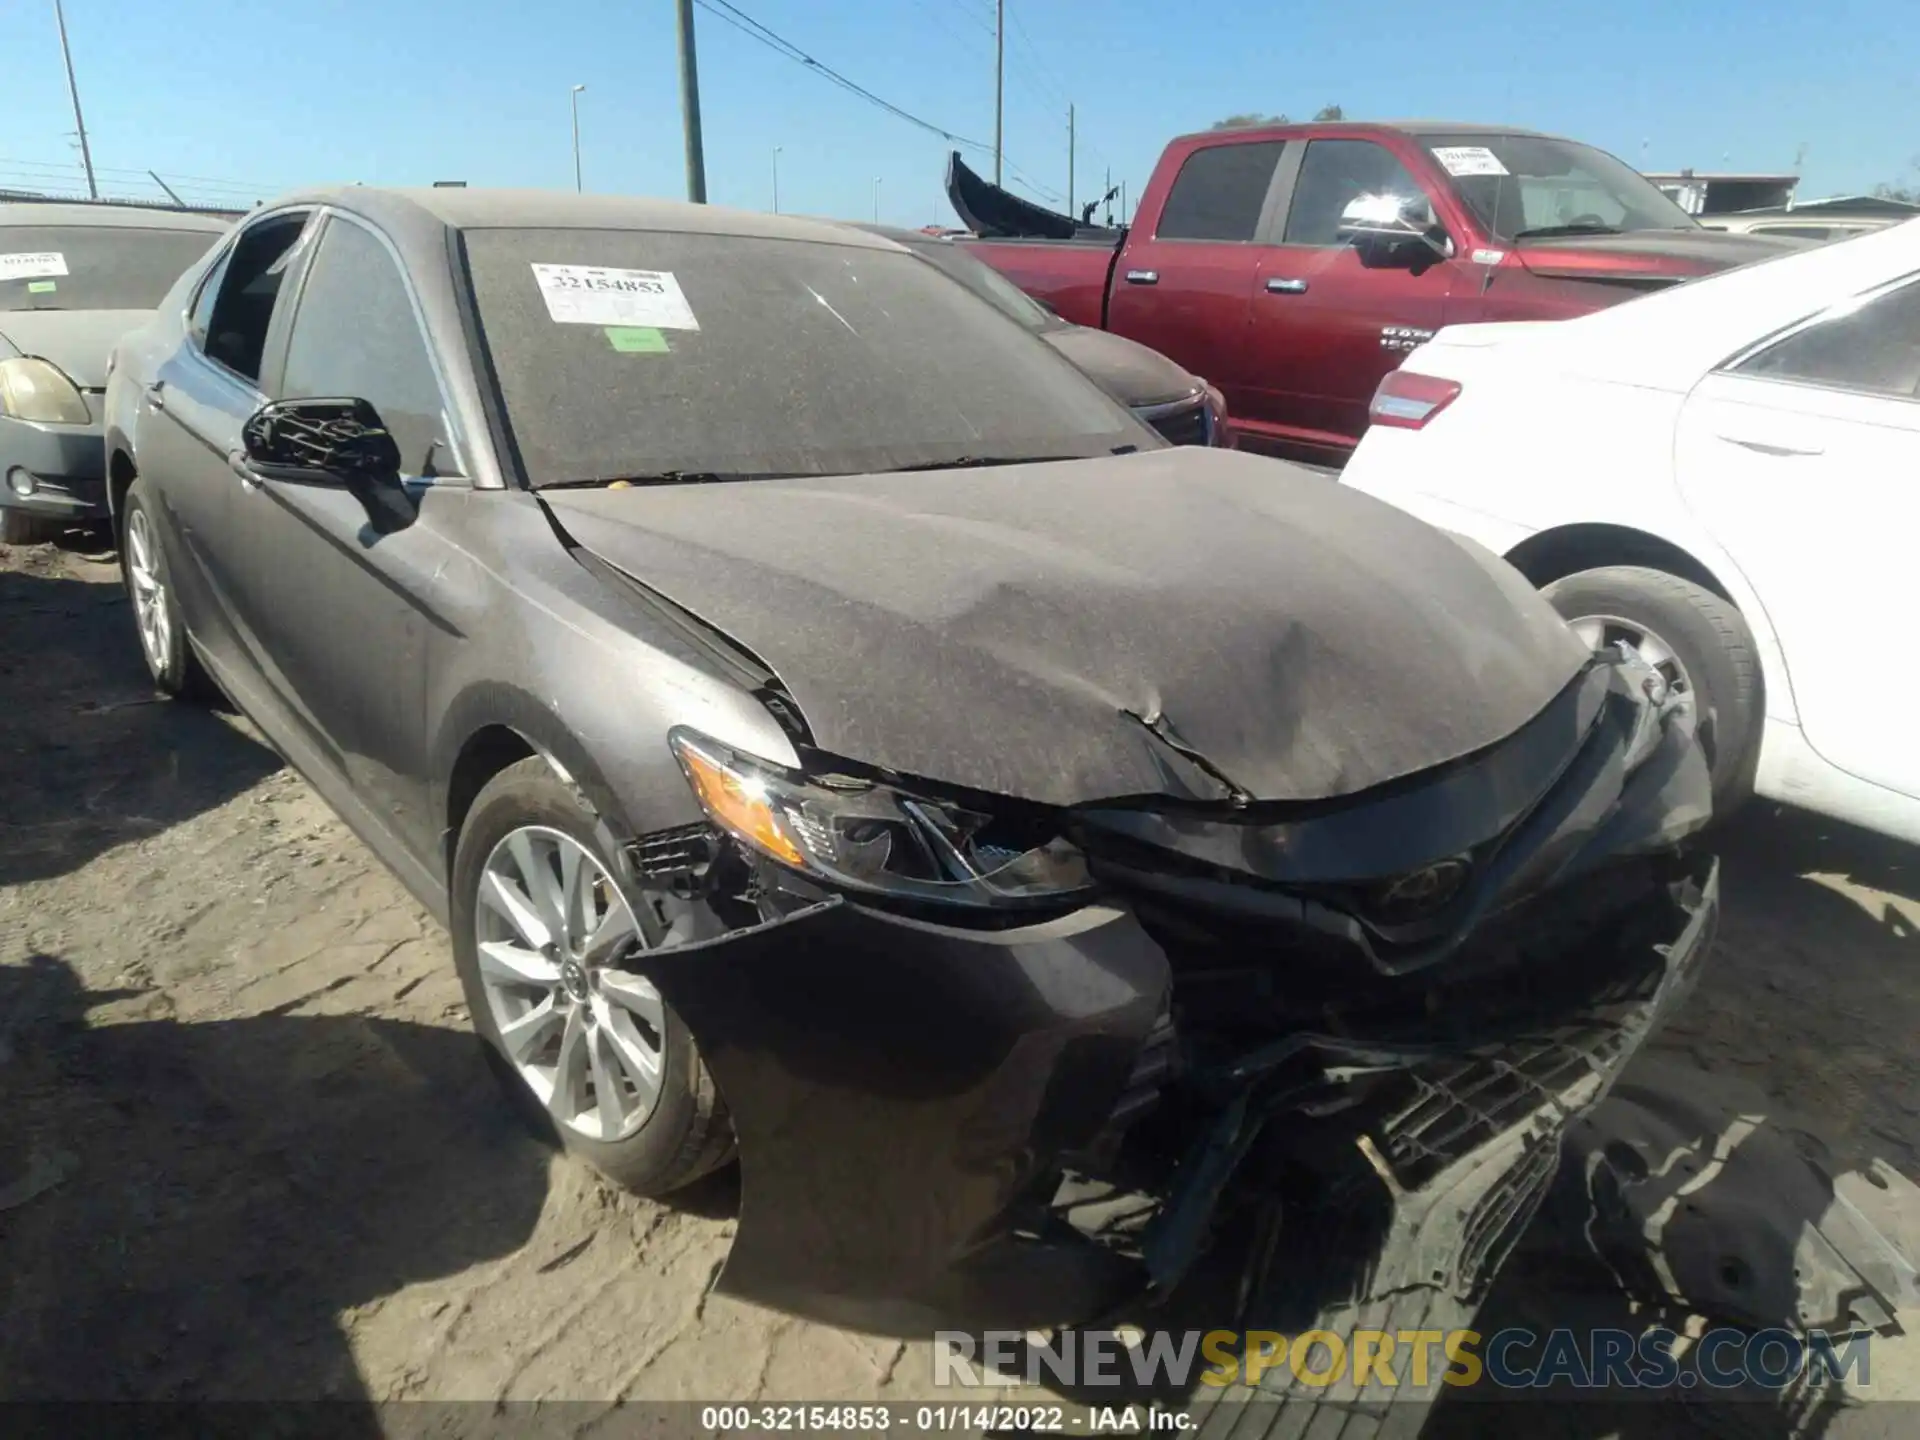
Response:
[1370, 371, 1461, 430]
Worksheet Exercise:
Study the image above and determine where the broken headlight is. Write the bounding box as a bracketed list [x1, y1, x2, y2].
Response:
[668, 728, 1094, 911]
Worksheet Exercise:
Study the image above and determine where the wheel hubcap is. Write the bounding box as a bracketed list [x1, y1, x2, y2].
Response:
[1569, 614, 1694, 711]
[474, 826, 666, 1142]
[126, 509, 171, 674]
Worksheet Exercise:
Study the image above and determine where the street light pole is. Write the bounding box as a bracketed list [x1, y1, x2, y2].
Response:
[676, 0, 708, 203]
[872, 177, 881, 223]
[773, 146, 782, 214]
[570, 85, 586, 192]
[1067, 104, 1075, 218]
[993, 0, 1004, 185]
[52, 0, 98, 201]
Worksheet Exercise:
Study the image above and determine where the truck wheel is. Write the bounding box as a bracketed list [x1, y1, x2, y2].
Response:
[449, 756, 734, 1195]
[1541, 565, 1760, 820]
[119, 479, 215, 700]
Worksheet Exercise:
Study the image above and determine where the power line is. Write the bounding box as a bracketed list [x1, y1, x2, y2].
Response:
[692, 0, 1061, 202]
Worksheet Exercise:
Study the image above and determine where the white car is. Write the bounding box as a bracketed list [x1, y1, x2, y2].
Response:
[1343, 218, 1920, 844]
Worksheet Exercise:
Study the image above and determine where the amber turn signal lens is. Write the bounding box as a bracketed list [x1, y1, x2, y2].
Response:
[675, 742, 807, 867]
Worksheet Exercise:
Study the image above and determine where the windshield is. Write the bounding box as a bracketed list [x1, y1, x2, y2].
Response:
[1422, 134, 1698, 240]
[461, 227, 1150, 487]
[904, 239, 1061, 333]
[0, 225, 223, 312]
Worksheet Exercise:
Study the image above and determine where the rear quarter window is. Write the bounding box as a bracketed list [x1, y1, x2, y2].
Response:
[1155, 142, 1285, 242]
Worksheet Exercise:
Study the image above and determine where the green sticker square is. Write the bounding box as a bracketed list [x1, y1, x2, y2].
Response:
[27, 280, 57, 294]
[605, 326, 668, 353]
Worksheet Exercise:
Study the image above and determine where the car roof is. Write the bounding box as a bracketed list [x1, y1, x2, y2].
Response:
[1171, 120, 1560, 145]
[259, 186, 904, 251]
[0, 201, 232, 233]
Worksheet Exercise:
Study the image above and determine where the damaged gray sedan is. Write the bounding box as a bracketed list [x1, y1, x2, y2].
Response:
[102, 187, 1719, 1337]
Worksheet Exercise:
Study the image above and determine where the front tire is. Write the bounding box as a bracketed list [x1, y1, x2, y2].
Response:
[1542, 564, 1760, 819]
[119, 478, 214, 700]
[449, 757, 733, 1194]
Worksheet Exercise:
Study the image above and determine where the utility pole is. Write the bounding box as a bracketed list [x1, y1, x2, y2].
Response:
[53, 0, 98, 201]
[1103, 165, 1111, 226]
[675, 0, 708, 203]
[1067, 104, 1075, 218]
[872, 176, 881, 223]
[1120, 179, 1128, 224]
[570, 84, 587, 192]
[772, 146, 782, 214]
[993, 0, 1004, 185]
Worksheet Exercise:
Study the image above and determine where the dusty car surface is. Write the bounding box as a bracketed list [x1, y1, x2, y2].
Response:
[0, 202, 228, 544]
[104, 186, 1719, 1338]
[852, 223, 1230, 447]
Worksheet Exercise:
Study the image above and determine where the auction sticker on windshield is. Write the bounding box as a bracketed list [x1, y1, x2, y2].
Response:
[1432, 147, 1510, 178]
[0, 252, 70, 282]
[532, 264, 700, 330]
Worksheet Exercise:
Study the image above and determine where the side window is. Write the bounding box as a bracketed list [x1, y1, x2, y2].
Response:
[201, 212, 311, 383]
[187, 244, 234, 349]
[1753, 225, 1834, 241]
[1283, 140, 1429, 247]
[279, 217, 453, 475]
[1734, 278, 1920, 400]
[1155, 142, 1285, 242]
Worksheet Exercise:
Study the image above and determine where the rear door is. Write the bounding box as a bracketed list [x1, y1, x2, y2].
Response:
[137, 209, 316, 668]
[221, 210, 469, 863]
[1245, 139, 1466, 452]
[1675, 271, 1920, 800]
[1105, 139, 1287, 423]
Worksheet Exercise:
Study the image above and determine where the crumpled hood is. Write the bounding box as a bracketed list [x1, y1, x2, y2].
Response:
[1041, 325, 1201, 409]
[0, 309, 152, 388]
[543, 448, 1591, 808]
[1514, 227, 1809, 284]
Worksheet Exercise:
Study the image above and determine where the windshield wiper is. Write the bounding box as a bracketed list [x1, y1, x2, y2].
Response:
[540, 470, 806, 490]
[1513, 223, 1625, 239]
[884, 446, 1137, 473]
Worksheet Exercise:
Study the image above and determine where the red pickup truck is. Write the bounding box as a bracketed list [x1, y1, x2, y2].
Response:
[951, 121, 1805, 463]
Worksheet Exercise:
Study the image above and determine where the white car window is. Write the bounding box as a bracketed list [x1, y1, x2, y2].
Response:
[1733, 274, 1920, 401]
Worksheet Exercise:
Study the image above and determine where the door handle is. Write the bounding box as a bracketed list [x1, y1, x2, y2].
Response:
[1124, 270, 1159, 285]
[145, 380, 167, 411]
[1265, 278, 1309, 294]
[1720, 434, 1824, 458]
[227, 449, 261, 488]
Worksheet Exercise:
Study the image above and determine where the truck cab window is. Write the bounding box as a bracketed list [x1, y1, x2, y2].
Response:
[279, 216, 455, 476]
[1155, 142, 1285, 242]
[201, 212, 312, 383]
[1284, 141, 1428, 247]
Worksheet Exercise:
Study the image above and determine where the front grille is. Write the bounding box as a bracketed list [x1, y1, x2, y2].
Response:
[1143, 397, 1211, 446]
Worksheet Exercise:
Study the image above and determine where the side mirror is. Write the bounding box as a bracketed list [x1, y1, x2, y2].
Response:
[1336, 193, 1453, 268]
[240, 398, 403, 484]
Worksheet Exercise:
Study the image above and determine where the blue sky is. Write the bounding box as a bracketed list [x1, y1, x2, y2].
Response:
[4, 0, 1914, 223]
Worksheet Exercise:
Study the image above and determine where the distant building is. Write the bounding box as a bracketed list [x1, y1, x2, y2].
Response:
[1643, 170, 1800, 217]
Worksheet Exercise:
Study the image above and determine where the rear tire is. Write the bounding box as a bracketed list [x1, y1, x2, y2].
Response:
[449, 756, 734, 1195]
[119, 478, 215, 701]
[1541, 565, 1760, 820]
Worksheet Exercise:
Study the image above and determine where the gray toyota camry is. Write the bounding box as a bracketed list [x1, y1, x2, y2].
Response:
[104, 187, 1717, 1339]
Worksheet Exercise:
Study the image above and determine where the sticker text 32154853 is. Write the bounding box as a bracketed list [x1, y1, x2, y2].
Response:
[532, 264, 700, 330]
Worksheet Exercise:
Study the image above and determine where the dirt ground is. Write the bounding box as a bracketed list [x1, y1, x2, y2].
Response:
[3, 535, 1918, 1428]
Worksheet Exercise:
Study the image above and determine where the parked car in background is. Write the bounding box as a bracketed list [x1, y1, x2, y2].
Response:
[1344, 217, 1920, 844]
[852, 223, 1229, 446]
[0, 202, 228, 543]
[106, 187, 1717, 1352]
[1699, 200, 1918, 245]
[950, 123, 1805, 464]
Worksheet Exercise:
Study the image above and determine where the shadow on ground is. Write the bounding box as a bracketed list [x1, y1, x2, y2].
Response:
[0, 555, 282, 887]
[0, 954, 552, 1417]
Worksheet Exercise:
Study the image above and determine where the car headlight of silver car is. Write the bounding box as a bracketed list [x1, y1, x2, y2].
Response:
[0, 357, 90, 424]
[668, 728, 1093, 910]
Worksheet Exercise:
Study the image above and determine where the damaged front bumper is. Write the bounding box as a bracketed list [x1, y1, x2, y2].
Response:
[632, 654, 1720, 1336]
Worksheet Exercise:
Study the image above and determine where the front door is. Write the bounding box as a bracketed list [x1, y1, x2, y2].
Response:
[1675, 272, 1920, 801]
[1244, 139, 1464, 453]
[221, 211, 468, 864]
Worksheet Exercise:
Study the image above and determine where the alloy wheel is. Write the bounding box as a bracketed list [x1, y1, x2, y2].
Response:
[1569, 613, 1695, 711]
[474, 826, 666, 1142]
[126, 508, 172, 676]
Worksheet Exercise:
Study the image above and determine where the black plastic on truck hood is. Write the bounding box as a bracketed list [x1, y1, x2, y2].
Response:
[543, 449, 1591, 808]
[1514, 227, 1807, 283]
